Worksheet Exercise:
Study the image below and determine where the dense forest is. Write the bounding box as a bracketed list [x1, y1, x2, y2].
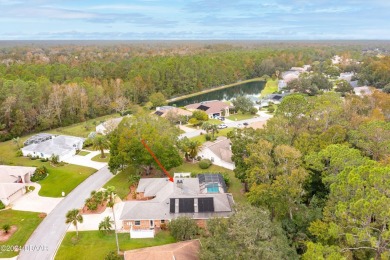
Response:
[0, 41, 389, 141]
[227, 91, 390, 259]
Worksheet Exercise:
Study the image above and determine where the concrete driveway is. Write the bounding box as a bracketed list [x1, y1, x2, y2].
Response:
[67, 203, 123, 232]
[12, 183, 62, 214]
[18, 166, 114, 260]
[63, 150, 107, 170]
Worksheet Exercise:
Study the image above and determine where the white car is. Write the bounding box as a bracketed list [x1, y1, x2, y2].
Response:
[218, 124, 228, 129]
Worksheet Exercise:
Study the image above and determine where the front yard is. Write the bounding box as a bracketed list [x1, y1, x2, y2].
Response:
[55, 230, 175, 260]
[91, 153, 110, 162]
[189, 127, 234, 144]
[38, 164, 95, 197]
[227, 112, 256, 121]
[0, 210, 43, 258]
[103, 170, 131, 200]
[0, 138, 96, 198]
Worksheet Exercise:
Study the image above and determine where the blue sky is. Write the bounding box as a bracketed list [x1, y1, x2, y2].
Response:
[1, 0, 389, 40]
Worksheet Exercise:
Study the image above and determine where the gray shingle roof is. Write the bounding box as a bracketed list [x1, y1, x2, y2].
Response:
[120, 177, 234, 221]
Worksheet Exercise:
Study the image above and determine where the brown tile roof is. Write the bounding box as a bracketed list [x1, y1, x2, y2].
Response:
[185, 100, 229, 115]
[124, 240, 201, 260]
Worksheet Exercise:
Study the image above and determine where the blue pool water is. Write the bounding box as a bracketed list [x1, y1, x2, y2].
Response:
[207, 183, 219, 193]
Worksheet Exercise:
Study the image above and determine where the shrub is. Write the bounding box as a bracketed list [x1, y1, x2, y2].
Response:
[268, 106, 275, 113]
[15, 149, 23, 157]
[50, 154, 60, 165]
[160, 223, 168, 230]
[221, 173, 231, 188]
[205, 134, 211, 141]
[30, 166, 48, 182]
[2, 224, 11, 233]
[249, 106, 258, 115]
[40, 158, 49, 162]
[105, 251, 122, 260]
[169, 216, 198, 241]
[199, 159, 212, 169]
[0, 200, 5, 210]
[83, 138, 93, 148]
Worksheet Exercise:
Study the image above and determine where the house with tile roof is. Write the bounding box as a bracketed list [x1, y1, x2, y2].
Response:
[119, 174, 234, 237]
[185, 100, 231, 118]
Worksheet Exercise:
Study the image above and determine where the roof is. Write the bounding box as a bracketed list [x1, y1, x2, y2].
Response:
[0, 165, 36, 183]
[203, 136, 233, 163]
[97, 117, 124, 132]
[120, 176, 233, 221]
[124, 240, 201, 260]
[23, 133, 53, 146]
[154, 106, 192, 118]
[185, 100, 229, 115]
[0, 183, 25, 200]
[22, 135, 84, 157]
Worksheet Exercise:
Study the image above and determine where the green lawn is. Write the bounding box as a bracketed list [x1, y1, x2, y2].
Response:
[103, 170, 130, 199]
[47, 114, 121, 138]
[0, 210, 43, 258]
[38, 164, 95, 197]
[189, 128, 234, 144]
[0, 139, 96, 198]
[77, 151, 90, 156]
[260, 79, 278, 97]
[91, 153, 110, 162]
[55, 230, 176, 260]
[227, 112, 255, 121]
[170, 162, 246, 203]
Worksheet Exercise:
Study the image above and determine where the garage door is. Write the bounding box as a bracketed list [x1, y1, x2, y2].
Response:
[8, 188, 24, 203]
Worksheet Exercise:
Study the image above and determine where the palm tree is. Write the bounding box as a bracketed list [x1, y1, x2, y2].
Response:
[99, 216, 114, 233]
[201, 122, 211, 134]
[188, 140, 201, 162]
[106, 186, 120, 254]
[92, 135, 110, 158]
[209, 124, 219, 140]
[65, 209, 83, 238]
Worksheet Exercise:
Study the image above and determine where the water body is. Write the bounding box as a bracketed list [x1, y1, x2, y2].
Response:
[169, 81, 266, 107]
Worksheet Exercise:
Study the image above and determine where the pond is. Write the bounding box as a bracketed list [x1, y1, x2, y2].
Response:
[168, 80, 266, 107]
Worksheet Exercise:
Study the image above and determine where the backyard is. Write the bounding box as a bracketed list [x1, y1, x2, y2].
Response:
[0, 210, 43, 258]
[170, 162, 246, 203]
[55, 230, 175, 260]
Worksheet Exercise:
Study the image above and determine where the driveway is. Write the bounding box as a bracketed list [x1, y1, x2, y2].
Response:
[62, 150, 107, 170]
[67, 203, 123, 232]
[12, 183, 62, 214]
[17, 166, 114, 260]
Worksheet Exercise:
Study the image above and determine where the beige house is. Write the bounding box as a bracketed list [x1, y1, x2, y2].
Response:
[185, 100, 231, 118]
[96, 117, 124, 135]
[120, 174, 233, 237]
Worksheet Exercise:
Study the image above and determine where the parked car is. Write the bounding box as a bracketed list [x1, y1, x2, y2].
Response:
[218, 124, 228, 129]
[243, 122, 249, 126]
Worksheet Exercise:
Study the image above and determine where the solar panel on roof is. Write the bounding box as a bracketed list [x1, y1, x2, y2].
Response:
[197, 105, 209, 111]
[179, 198, 194, 213]
[198, 198, 214, 212]
[170, 198, 176, 213]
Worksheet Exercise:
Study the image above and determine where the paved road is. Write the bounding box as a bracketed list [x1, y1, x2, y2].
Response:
[18, 166, 113, 260]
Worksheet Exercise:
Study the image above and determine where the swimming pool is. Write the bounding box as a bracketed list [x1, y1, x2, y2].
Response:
[206, 183, 219, 193]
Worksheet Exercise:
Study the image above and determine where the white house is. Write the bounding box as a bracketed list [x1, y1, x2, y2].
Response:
[22, 135, 85, 162]
[185, 100, 231, 119]
[199, 136, 234, 170]
[96, 117, 124, 135]
[0, 165, 36, 206]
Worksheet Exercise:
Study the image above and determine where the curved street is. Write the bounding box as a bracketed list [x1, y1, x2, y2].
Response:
[17, 166, 113, 260]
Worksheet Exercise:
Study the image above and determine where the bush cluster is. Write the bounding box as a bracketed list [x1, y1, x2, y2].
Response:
[30, 166, 48, 182]
[0, 200, 5, 210]
[199, 159, 212, 169]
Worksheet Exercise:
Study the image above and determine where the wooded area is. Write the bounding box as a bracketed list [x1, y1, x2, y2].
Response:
[1, 41, 389, 140]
